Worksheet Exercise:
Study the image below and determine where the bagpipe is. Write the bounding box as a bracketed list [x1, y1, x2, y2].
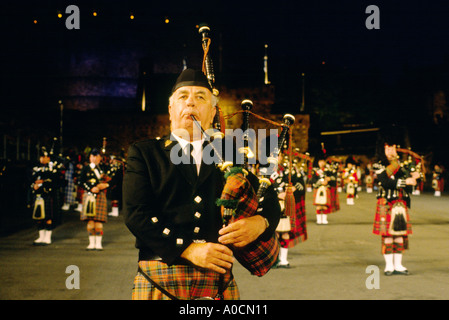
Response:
[397, 147, 426, 182]
[193, 24, 297, 280]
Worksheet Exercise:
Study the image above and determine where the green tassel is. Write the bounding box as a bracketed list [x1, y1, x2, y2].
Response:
[216, 198, 239, 209]
[223, 166, 244, 179]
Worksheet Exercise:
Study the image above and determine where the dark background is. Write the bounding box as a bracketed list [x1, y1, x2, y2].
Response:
[1, 0, 449, 157]
[1, 0, 449, 234]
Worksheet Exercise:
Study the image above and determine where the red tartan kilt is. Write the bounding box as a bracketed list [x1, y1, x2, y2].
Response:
[372, 198, 412, 236]
[80, 191, 108, 222]
[329, 186, 340, 212]
[438, 179, 444, 191]
[285, 196, 307, 247]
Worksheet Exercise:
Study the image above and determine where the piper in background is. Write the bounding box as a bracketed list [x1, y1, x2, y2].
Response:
[61, 150, 77, 211]
[30, 147, 60, 245]
[343, 156, 359, 205]
[272, 151, 307, 268]
[326, 156, 341, 213]
[78, 148, 110, 250]
[372, 129, 418, 276]
[432, 163, 445, 197]
[106, 155, 123, 217]
[365, 161, 375, 193]
[310, 150, 332, 225]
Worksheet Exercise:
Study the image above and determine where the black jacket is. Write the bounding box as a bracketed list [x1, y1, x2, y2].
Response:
[123, 135, 280, 265]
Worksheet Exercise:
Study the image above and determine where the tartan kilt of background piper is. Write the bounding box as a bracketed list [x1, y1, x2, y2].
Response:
[64, 178, 76, 205]
[329, 186, 340, 212]
[133, 261, 239, 300]
[80, 191, 108, 222]
[285, 197, 307, 247]
[64, 164, 76, 205]
[372, 198, 412, 236]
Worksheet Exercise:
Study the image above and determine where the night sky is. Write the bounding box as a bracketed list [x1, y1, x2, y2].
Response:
[1, 0, 449, 159]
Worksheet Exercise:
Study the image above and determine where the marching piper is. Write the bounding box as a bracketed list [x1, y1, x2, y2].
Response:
[343, 156, 359, 205]
[78, 148, 110, 250]
[372, 129, 419, 276]
[30, 147, 60, 245]
[61, 150, 77, 211]
[272, 152, 307, 268]
[310, 150, 332, 224]
[365, 161, 375, 193]
[105, 155, 123, 217]
[432, 163, 445, 197]
[326, 157, 341, 213]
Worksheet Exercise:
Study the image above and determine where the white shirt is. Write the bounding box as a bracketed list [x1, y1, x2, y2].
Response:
[171, 133, 203, 175]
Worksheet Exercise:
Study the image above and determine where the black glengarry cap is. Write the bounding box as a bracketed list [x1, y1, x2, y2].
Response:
[171, 68, 212, 93]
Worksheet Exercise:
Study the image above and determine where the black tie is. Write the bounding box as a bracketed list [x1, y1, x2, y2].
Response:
[185, 144, 197, 177]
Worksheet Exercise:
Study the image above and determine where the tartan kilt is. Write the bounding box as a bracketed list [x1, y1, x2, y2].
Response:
[285, 196, 307, 247]
[64, 178, 76, 205]
[372, 198, 412, 236]
[329, 186, 340, 212]
[80, 191, 108, 222]
[437, 179, 444, 192]
[313, 187, 332, 214]
[64, 165, 76, 205]
[132, 261, 239, 300]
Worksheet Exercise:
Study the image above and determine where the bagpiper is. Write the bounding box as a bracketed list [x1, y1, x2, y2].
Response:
[432, 163, 445, 197]
[30, 147, 61, 245]
[372, 129, 419, 276]
[343, 156, 359, 205]
[326, 156, 341, 213]
[310, 149, 332, 224]
[61, 149, 77, 211]
[106, 155, 123, 217]
[365, 161, 375, 193]
[78, 148, 110, 250]
[272, 152, 308, 268]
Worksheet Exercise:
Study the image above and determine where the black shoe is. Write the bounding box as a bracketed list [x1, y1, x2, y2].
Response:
[276, 263, 290, 269]
[384, 270, 394, 276]
[393, 269, 409, 275]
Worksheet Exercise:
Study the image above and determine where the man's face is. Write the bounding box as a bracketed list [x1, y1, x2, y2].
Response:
[318, 159, 326, 168]
[40, 156, 50, 165]
[384, 144, 397, 161]
[90, 154, 102, 165]
[169, 86, 216, 141]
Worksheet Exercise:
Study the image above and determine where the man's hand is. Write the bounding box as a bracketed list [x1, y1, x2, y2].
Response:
[97, 183, 109, 190]
[405, 177, 417, 186]
[180, 242, 234, 274]
[218, 215, 267, 248]
[33, 180, 43, 190]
